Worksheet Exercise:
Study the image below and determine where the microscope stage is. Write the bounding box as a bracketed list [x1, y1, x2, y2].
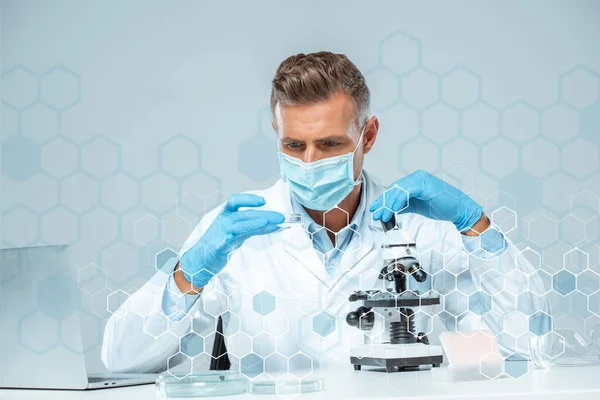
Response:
[350, 343, 443, 372]
[351, 343, 443, 359]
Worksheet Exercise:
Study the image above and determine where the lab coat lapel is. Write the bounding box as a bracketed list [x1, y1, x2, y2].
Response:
[266, 180, 331, 287]
[280, 225, 332, 287]
[334, 222, 378, 283]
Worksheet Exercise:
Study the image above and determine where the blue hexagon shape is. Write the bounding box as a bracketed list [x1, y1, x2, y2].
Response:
[517, 292, 543, 316]
[252, 290, 276, 316]
[422, 104, 459, 144]
[21, 103, 58, 144]
[499, 170, 543, 215]
[81, 136, 121, 179]
[552, 270, 576, 296]
[444, 290, 469, 315]
[501, 101, 539, 144]
[155, 248, 178, 272]
[562, 138, 599, 179]
[39, 206, 80, 245]
[77, 264, 107, 296]
[504, 352, 528, 379]
[468, 291, 492, 316]
[41, 137, 79, 179]
[481, 138, 518, 179]
[401, 68, 439, 109]
[159, 136, 201, 179]
[312, 311, 336, 337]
[100, 241, 141, 284]
[100, 172, 139, 214]
[577, 270, 600, 296]
[560, 66, 599, 109]
[400, 137, 440, 173]
[1, 66, 38, 109]
[380, 31, 421, 76]
[40, 66, 81, 110]
[522, 138, 559, 178]
[141, 172, 179, 214]
[1, 206, 38, 246]
[238, 134, 278, 182]
[81, 207, 118, 248]
[1, 136, 41, 181]
[529, 311, 552, 336]
[288, 352, 313, 379]
[37, 273, 79, 321]
[462, 102, 499, 144]
[441, 137, 479, 171]
[60, 172, 99, 214]
[441, 67, 480, 109]
[134, 215, 162, 246]
[240, 353, 264, 378]
[542, 172, 580, 214]
[180, 332, 205, 358]
[542, 103, 579, 144]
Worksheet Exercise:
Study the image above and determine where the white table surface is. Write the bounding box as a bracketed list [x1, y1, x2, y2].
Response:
[1, 364, 600, 400]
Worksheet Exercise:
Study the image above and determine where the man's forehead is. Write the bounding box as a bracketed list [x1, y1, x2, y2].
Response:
[274, 102, 357, 139]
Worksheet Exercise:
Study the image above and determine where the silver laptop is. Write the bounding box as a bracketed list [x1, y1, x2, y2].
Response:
[0, 245, 157, 390]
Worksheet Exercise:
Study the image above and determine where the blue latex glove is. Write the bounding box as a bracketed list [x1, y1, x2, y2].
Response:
[180, 193, 285, 288]
[369, 170, 484, 232]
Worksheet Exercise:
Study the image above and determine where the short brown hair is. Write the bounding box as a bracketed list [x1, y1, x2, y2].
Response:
[270, 51, 371, 130]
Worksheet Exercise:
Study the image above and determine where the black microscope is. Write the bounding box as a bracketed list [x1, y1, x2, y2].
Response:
[345, 214, 443, 372]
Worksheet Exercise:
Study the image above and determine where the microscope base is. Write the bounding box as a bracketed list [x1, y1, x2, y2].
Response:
[350, 343, 443, 372]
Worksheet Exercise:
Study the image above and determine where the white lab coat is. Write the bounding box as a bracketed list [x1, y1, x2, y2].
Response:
[101, 171, 551, 374]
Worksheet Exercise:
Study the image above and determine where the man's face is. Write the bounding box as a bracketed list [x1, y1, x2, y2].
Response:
[273, 92, 378, 181]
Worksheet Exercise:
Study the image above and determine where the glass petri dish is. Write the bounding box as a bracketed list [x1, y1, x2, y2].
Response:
[249, 378, 324, 395]
[155, 371, 249, 398]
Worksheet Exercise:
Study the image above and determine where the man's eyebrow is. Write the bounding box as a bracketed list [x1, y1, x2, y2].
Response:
[281, 135, 348, 142]
[280, 137, 303, 143]
[314, 135, 348, 142]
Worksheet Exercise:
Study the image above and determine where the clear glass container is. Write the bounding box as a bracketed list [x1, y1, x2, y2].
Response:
[530, 326, 600, 368]
[155, 371, 248, 398]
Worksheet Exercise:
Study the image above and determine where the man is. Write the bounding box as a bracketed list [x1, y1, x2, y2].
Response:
[102, 52, 551, 374]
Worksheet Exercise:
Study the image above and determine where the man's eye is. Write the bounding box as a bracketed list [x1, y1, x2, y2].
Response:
[286, 143, 304, 150]
[324, 141, 340, 147]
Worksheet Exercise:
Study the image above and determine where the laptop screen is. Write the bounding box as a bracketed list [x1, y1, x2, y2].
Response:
[0, 245, 89, 389]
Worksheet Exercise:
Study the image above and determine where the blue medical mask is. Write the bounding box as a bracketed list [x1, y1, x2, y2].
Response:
[277, 125, 365, 211]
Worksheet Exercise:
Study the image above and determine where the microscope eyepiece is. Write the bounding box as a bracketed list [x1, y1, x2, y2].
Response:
[409, 264, 428, 283]
[380, 214, 397, 232]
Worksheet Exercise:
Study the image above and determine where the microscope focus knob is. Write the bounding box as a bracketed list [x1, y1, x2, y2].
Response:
[346, 306, 374, 330]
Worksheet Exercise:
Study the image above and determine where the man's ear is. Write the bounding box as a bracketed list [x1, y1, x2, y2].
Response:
[362, 116, 379, 155]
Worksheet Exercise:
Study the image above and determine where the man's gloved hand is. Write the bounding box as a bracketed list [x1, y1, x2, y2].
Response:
[369, 170, 484, 233]
[180, 193, 285, 288]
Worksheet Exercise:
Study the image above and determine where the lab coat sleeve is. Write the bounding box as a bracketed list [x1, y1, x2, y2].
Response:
[450, 223, 553, 358]
[100, 270, 193, 373]
[101, 206, 227, 373]
[161, 272, 202, 322]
